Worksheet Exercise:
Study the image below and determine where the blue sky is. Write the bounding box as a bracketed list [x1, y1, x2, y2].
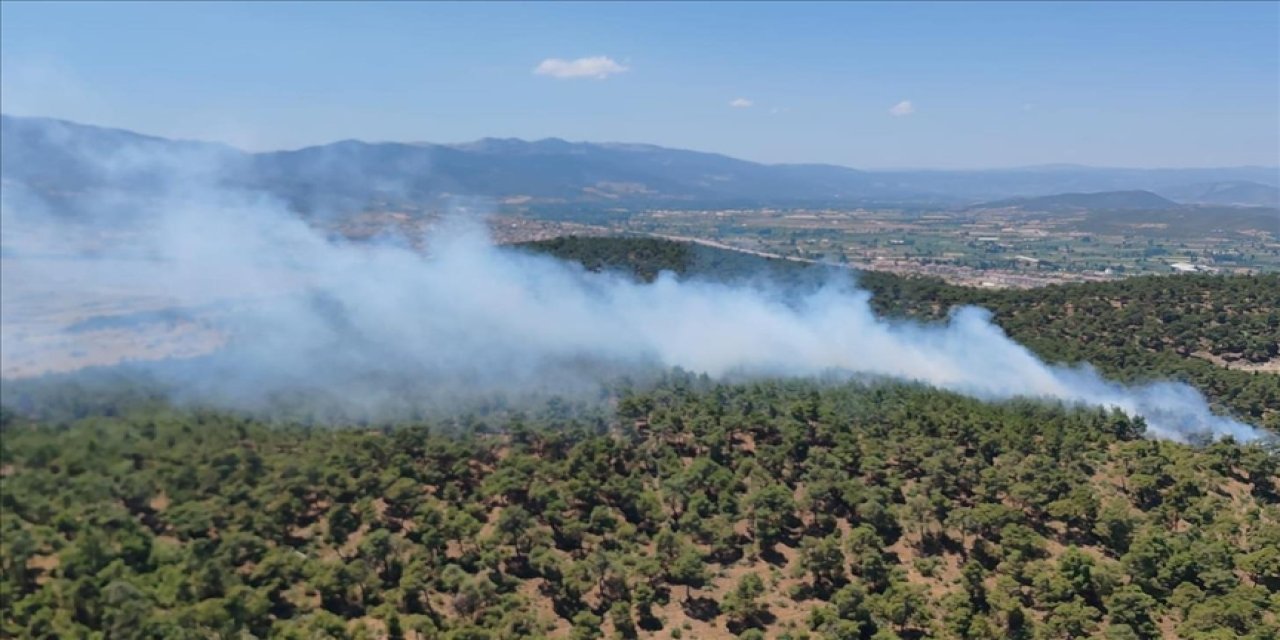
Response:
[2, 1, 1277, 168]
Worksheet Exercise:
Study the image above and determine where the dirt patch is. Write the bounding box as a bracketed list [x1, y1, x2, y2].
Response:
[517, 578, 571, 638]
[1192, 351, 1280, 373]
[647, 595, 734, 639]
[27, 553, 60, 585]
[889, 533, 960, 603]
[149, 493, 171, 511]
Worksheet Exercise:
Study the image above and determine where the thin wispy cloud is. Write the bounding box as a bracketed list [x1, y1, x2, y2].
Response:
[889, 100, 915, 117]
[533, 56, 628, 80]
[729, 98, 754, 108]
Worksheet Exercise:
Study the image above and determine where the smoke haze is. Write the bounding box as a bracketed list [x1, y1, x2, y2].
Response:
[0, 125, 1267, 443]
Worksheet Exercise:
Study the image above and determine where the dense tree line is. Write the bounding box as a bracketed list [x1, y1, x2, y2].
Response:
[2, 376, 1277, 639]
[520, 237, 1280, 430]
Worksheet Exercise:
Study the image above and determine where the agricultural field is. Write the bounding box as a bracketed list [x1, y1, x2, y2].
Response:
[591, 207, 1280, 288]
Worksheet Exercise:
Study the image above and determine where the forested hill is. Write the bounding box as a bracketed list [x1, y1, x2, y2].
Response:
[2, 236, 1279, 640]
[519, 236, 1280, 431]
[972, 190, 1181, 212]
[2, 375, 1278, 639]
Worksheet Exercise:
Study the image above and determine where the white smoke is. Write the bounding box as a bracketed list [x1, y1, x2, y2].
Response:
[0, 124, 1268, 443]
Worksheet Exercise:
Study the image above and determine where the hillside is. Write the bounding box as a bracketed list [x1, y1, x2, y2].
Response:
[1158, 181, 1280, 208]
[1070, 205, 1280, 239]
[0, 115, 896, 211]
[972, 191, 1180, 212]
[964, 190, 1279, 238]
[519, 237, 1280, 431]
[3, 236, 1280, 640]
[4, 115, 1277, 213]
[2, 375, 1278, 640]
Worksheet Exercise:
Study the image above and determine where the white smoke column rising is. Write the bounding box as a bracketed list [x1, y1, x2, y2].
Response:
[267, 221, 1259, 442]
[0, 124, 1268, 443]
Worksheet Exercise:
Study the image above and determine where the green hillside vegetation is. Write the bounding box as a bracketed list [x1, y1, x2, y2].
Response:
[520, 236, 1280, 431]
[2, 236, 1279, 639]
[3, 376, 1279, 640]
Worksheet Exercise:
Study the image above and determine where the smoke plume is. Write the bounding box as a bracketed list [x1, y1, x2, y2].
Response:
[0, 120, 1267, 443]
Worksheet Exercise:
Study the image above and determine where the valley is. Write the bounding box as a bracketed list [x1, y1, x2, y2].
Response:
[327, 202, 1280, 290]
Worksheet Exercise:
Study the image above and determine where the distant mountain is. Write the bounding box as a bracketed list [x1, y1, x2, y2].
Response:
[3, 114, 1278, 214]
[243, 136, 929, 213]
[965, 188, 1278, 238]
[886, 166, 1279, 201]
[2, 116, 916, 212]
[973, 190, 1182, 212]
[1071, 205, 1280, 238]
[0, 114, 239, 192]
[1157, 181, 1280, 207]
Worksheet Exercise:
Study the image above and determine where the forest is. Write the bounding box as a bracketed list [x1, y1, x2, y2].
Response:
[522, 237, 1280, 430]
[1, 236, 1278, 639]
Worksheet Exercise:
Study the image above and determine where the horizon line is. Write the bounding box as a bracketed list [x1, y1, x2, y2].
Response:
[4, 112, 1279, 175]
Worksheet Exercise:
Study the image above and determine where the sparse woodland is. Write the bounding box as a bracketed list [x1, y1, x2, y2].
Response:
[2, 237, 1278, 639]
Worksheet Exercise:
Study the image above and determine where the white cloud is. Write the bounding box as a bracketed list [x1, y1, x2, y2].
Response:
[533, 56, 628, 80]
[889, 100, 915, 117]
[729, 98, 753, 108]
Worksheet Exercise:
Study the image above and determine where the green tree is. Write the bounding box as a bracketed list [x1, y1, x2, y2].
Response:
[722, 572, 767, 629]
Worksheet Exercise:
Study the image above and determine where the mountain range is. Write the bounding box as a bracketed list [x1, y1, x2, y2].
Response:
[3, 114, 1278, 213]
[971, 190, 1183, 212]
[1156, 180, 1280, 207]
